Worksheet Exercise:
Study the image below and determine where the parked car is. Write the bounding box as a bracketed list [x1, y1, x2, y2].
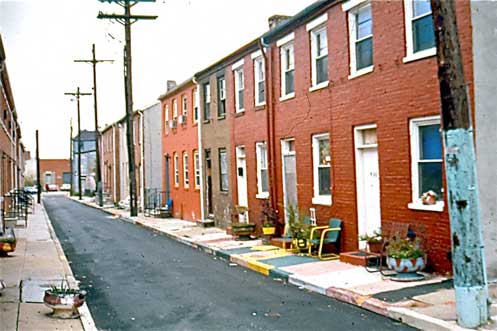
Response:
[23, 186, 38, 194]
[60, 183, 71, 191]
[45, 184, 58, 191]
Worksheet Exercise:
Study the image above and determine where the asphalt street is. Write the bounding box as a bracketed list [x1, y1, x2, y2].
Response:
[43, 194, 416, 331]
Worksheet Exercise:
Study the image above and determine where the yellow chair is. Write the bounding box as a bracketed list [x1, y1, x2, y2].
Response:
[307, 218, 342, 260]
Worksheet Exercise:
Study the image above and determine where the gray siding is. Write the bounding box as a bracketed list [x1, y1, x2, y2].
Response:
[143, 103, 162, 191]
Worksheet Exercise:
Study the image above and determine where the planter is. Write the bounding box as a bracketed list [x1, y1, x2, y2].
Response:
[232, 223, 256, 239]
[43, 289, 86, 319]
[367, 241, 384, 254]
[0, 228, 16, 256]
[262, 226, 275, 235]
[386, 255, 426, 273]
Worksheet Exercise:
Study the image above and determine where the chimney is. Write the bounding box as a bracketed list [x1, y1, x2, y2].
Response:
[166, 80, 177, 92]
[268, 15, 291, 30]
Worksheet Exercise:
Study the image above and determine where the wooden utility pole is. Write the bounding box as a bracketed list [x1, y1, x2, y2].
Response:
[65, 88, 92, 201]
[97, 0, 157, 217]
[74, 44, 113, 207]
[35, 130, 41, 204]
[69, 120, 73, 196]
[430, 0, 490, 328]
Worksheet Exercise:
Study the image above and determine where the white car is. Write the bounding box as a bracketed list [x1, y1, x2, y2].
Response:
[60, 183, 71, 191]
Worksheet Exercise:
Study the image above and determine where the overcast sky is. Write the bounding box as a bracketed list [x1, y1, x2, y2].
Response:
[0, 0, 315, 159]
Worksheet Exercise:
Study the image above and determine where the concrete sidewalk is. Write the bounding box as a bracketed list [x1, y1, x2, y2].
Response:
[0, 202, 95, 331]
[76, 197, 496, 331]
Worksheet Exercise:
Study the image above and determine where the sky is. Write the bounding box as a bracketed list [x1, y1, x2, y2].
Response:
[0, 0, 316, 159]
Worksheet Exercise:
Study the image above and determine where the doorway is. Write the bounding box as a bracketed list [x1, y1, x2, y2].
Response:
[281, 139, 297, 228]
[236, 146, 248, 223]
[204, 149, 213, 216]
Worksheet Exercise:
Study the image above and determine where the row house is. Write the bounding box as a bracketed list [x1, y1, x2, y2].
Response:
[0, 34, 26, 198]
[187, 0, 478, 274]
[39, 159, 70, 189]
[159, 79, 201, 221]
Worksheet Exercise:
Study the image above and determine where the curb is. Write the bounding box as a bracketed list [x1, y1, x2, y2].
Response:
[41, 202, 98, 331]
[70, 198, 468, 331]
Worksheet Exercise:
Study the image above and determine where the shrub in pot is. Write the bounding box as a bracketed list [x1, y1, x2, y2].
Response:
[385, 236, 426, 273]
[359, 229, 383, 254]
[43, 281, 86, 319]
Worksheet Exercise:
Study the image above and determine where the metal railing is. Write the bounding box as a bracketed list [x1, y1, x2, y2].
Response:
[143, 188, 171, 218]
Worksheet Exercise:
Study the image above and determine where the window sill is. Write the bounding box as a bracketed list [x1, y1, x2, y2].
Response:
[203, 119, 211, 124]
[279, 93, 295, 102]
[220, 190, 229, 195]
[348, 65, 374, 80]
[403, 47, 436, 63]
[255, 102, 266, 108]
[408, 201, 444, 212]
[309, 81, 329, 92]
[256, 192, 269, 200]
[312, 196, 332, 206]
[254, 105, 266, 112]
[217, 115, 226, 121]
[235, 111, 245, 118]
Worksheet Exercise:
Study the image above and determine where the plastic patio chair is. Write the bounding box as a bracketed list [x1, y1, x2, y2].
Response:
[307, 218, 342, 260]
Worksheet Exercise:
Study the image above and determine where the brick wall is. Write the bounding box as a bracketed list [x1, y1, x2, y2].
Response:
[39, 159, 70, 188]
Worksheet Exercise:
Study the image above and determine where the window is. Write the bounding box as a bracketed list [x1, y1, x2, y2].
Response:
[193, 87, 199, 123]
[217, 76, 226, 118]
[234, 68, 244, 112]
[280, 43, 295, 99]
[347, 2, 373, 77]
[174, 153, 179, 187]
[165, 105, 169, 129]
[404, 0, 436, 62]
[308, 15, 328, 89]
[254, 57, 265, 106]
[256, 142, 269, 198]
[312, 133, 331, 205]
[203, 83, 210, 120]
[173, 99, 178, 119]
[183, 152, 189, 188]
[182, 95, 187, 117]
[194, 150, 200, 189]
[219, 148, 228, 192]
[409, 116, 443, 211]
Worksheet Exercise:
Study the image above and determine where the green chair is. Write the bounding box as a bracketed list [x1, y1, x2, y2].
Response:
[307, 218, 342, 260]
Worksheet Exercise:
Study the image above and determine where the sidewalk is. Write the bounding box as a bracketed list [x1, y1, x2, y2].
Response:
[76, 197, 497, 331]
[0, 202, 95, 331]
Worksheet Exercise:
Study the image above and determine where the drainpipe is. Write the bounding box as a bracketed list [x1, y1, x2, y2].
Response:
[139, 110, 145, 212]
[193, 76, 205, 222]
[112, 124, 117, 203]
[259, 38, 277, 212]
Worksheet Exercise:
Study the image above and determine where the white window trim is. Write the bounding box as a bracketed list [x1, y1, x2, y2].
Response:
[234, 68, 245, 113]
[309, 26, 329, 90]
[194, 150, 200, 189]
[347, 2, 374, 79]
[193, 87, 199, 123]
[251, 50, 262, 60]
[173, 99, 178, 119]
[256, 142, 269, 199]
[183, 152, 189, 188]
[165, 105, 169, 122]
[174, 153, 179, 187]
[342, 0, 368, 12]
[182, 95, 187, 116]
[254, 57, 266, 107]
[306, 13, 328, 31]
[276, 32, 295, 47]
[280, 42, 295, 99]
[408, 115, 444, 212]
[403, 0, 436, 63]
[231, 58, 244, 71]
[312, 133, 332, 206]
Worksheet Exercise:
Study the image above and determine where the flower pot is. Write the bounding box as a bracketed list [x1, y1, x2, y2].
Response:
[367, 241, 383, 254]
[43, 290, 86, 319]
[262, 227, 275, 235]
[292, 238, 309, 250]
[231, 224, 256, 239]
[386, 255, 426, 273]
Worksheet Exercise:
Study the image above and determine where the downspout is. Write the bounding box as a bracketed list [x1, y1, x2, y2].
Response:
[259, 37, 278, 213]
[193, 76, 205, 222]
[112, 124, 117, 203]
[139, 110, 145, 211]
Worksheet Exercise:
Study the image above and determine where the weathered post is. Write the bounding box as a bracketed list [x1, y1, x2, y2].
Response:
[430, 0, 490, 327]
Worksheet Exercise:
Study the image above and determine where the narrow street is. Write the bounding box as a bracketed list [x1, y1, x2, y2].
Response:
[43, 195, 414, 331]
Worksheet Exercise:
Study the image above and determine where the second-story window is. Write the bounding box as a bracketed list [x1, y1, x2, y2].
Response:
[193, 87, 199, 123]
[254, 57, 265, 106]
[217, 76, 226, 118]
[234, 68, 244, 112]
[165, 105, 169, 133]
[308, 13, 329, 89]
[203, 83, 211, 121]
[404, 0, 436, 61]
[347, 2, 373, 76]
[181, 95, 187, 125]
[280, 43, 295, 98]
[173, 99, 178, 119]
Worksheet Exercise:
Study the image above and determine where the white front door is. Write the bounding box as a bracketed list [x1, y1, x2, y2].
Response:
[355, 125, 381, 248]
[236, 146, 248, 223]
[281, 139, 297, 228]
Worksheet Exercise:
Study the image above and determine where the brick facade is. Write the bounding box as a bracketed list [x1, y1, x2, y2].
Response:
[39, 159, 70, 188]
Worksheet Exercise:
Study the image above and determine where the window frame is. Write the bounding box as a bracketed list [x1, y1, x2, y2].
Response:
[256, 142, 269, 199]
[346, 2, 374, 79]
[234, 67, 245, 113]
[194, 150, 200, 189]
[408, 115, 444, 212]
[217, 76, 226, 118]
[312, 133, 332, 206]
[173, 99, 178, 119]
[173, 153, 179, 187]
[193, 87, 199, 123]
[164, 104, 169, 134]
[218, 148, 228, 192]
[308, 17, 329, 91]
[280, 42, 295, 100]
[403, 0, 436, 63]
[203, 83, 211, 121]
[182, 95, 187, 117]
[253, 56, 266, 106]
[183, 152, 189, 188]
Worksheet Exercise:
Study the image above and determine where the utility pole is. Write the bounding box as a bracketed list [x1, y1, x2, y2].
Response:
[97, 0, 157, 217]
[65, 88, 92, 201]
[35, 130, 41, 204]
[430, 0, 490, 328]
[74, 44, 113, 207]
[69, 120, 73, 196]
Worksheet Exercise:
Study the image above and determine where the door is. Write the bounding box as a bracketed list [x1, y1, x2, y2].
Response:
[281, 139, 298, 227]
[236, 146, 248, 223]
[355, 125, 381, 248]
[205, 149, 213, 216]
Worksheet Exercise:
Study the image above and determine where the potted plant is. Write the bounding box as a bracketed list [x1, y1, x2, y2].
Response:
[359, 229, 383, 254]
[385, 235, 426, 274]
[260, 200, 278, 236]
[421, 190, 438, 205]
[43, 281, 86, 319]
[287, 205, 311, 251]
[0, 227, 16, 256]
[231, 205, 255, 239]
